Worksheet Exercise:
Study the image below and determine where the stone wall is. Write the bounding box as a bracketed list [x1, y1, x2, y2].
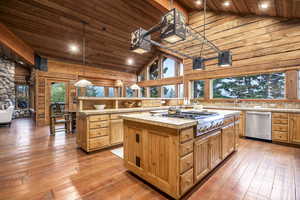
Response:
[0, 58, 15, 105]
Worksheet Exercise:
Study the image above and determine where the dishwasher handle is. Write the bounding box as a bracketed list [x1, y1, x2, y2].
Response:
[246, 111, 271, 116]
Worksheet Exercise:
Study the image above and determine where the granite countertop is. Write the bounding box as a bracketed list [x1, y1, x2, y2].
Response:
[121, 109, 240, 129]
[78, 106, 193, 116]
[121, 113, 197, 129]
[203, 106, 300, 113]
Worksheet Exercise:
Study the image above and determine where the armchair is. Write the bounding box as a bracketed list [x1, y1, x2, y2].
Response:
[0, 106, 14, 127]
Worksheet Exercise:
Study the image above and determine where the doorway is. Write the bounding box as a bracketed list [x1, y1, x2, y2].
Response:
[51, 82, 66, 103]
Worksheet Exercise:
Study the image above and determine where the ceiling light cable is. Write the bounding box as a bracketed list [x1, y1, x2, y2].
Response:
[200, 0, 206, 57]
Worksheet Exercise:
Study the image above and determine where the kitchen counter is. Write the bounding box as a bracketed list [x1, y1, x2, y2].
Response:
[121, 109, 240, 130]
[203, 105, 300, 113]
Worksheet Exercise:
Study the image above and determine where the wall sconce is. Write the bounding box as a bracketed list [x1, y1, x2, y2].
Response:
[74, 79, 93, 97]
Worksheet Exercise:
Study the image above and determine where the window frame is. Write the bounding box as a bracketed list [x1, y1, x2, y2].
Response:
[162, 84, 176, 98]
[192, 80, 205, 99]
[211, 72, 286, 100]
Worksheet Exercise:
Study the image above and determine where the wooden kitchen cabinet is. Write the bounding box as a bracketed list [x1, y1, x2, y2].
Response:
[289, 114, 300, 144]
[222, 123, 235, 159]
[110, 119, 123, 145]
[194, 137, 210, 182]
[209, 131, 222, 169]
[272, 112, 289, 143]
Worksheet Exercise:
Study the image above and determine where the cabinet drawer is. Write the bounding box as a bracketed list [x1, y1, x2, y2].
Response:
[89, 128, 109, 138]
[272, 113, 288, 119]
[180, 128, 193, 143]
[89, 121, 109, 129]
[180, 140, 193, 157]
[180, 153, 193, 174]
[180, 168, 193, 195]
[272, 124, 288, 132]
[272, 118, 288, 125]
[89, 115, 109, 122]
[110, 114, 122, 120]
[89, 136, 109, 149]
[272, 131, 288, 142]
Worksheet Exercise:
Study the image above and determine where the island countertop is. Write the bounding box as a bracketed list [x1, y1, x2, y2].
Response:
[121, 109, 240, 129]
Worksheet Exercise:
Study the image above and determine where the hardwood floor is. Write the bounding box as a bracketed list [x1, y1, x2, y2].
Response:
[0, 119, 299, 200]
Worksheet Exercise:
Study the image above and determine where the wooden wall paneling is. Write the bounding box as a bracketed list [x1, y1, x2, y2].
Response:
[286, 70, 299, 100]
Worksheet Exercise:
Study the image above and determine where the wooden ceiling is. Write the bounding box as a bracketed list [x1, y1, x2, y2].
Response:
[178, 0, 300, 19]
[0, 0, 164, 73]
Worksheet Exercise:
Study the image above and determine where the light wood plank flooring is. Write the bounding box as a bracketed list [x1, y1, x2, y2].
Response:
[0, 119, 299, 200]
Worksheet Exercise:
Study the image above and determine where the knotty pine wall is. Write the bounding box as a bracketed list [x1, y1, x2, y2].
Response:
[35, 60, 136, 126]
[181, 11, 300, 101]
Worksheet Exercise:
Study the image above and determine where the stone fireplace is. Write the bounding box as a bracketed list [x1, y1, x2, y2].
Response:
[0, 57, 15, 106]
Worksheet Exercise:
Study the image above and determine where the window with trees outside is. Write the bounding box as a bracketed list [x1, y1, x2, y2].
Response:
[193, 80, 205, 98]
[15, 85, 29, 109]
[51, 82, 66, 103]
[126, 87, 134, 97]
[149, 60, 159, 80]
[108, 87, 115, 97]
[140, 87, 146, 97]
[163, 85, 176, 98]
[150, 86, 160, 97]
[162, 57, 176, 78]
[86, 86, 105, 97]
[212, 72, 285, 99]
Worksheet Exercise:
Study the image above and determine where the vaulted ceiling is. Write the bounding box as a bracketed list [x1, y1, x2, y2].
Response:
[178, 0, 300, 19]
[0, 0, 164, 73]
[1, 0, 299, 75]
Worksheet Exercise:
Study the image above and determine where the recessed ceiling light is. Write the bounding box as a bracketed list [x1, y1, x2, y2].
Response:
[260, 2, 269, 9]
[127, 58, 134, 65]
[195, 0, 202, 6]
[69, 44, 79, 53]
[223, 1, 230, 7]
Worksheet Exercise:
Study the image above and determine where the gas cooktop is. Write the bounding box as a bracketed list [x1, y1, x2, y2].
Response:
[163, 110, 225, 136]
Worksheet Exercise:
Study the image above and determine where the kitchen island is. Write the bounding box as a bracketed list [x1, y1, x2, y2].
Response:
[122, 110, 240, 199]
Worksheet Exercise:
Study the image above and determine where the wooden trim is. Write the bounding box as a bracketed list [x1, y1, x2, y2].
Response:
[139, 77, 183, 87]
[146, 0, 189, 22]
[0, 22, 34, 65]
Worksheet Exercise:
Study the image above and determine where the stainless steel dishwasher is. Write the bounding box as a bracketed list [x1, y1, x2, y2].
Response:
[245, 111, 272, 140]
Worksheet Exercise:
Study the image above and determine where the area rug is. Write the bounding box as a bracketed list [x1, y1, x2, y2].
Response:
[110, 147, 123, 159]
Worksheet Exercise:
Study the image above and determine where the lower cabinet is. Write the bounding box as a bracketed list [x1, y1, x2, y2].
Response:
[110, 119, 123, 145]
[194, 138, 210, 182]
[194, 130, 222, 183]
[289, 114, 300, 144]
[222, 123, 235, 159]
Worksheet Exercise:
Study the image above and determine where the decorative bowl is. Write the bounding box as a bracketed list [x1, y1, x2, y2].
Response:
[94, 104, 106, 110]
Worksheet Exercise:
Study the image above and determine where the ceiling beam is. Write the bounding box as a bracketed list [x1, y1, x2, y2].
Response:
[147, 0, 189, 22]
[0, 22, 35, 65]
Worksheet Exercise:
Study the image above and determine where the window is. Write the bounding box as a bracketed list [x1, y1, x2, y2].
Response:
[15, 85, 29, 109]
[126, 87, 135, 97]
[178, 84, 184, 98]
[51, 82, 66, 103]
[150, 86, 160, 97]
[163, 85, 176, 98]
[140, 87, 147, 97]
[212, 72, 285, 99]
[108, 87, 115, 97]
[149, 60, 159, 80]
[86, 86, 105, 97]
[179, 63, 184, 76]
[162, 57, 176, 78]
[193, 80, 205, 98]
